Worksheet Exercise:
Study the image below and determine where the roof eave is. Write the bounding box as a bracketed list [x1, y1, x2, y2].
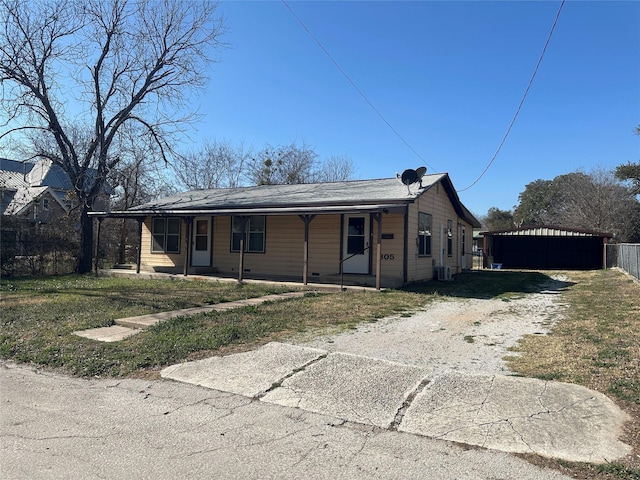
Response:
[89, 203, 409, 218]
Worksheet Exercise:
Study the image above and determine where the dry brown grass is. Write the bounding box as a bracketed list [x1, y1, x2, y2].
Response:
[507, 269, 640, 479]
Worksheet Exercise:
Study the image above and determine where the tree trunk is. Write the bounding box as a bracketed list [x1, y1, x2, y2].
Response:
[77, 207, 94, 274]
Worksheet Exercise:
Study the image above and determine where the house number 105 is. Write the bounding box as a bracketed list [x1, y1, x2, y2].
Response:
[381, 254, 395, 260]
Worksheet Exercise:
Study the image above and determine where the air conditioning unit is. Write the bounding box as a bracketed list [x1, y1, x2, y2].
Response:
[437, 266, 452, 281]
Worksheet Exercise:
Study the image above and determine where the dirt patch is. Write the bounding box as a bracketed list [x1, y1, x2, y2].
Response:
[0, 295, 49, 307]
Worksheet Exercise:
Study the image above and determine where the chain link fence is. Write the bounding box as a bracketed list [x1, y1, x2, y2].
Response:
[606, 243, 640, 281]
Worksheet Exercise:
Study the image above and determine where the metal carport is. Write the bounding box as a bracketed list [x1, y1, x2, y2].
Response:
[481, 226, 612, 270]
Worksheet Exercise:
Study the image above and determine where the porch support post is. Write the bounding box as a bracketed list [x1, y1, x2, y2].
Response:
[93, 217, 103, 274]
[298, 214, 316, 285]
[237, 216, 249, 283]
[373, 212, 382, 290]
[135, 218, 143, 274]
[183, 216, 193, 276]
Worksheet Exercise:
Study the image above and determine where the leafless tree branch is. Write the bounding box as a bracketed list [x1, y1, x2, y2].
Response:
[0, 0, 226, 272]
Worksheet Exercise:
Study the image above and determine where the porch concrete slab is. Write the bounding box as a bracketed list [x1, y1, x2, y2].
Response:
[73, 325, 141, 342]
[399, 371, 632, 464]
[261, 351, 431, 429]
[161, 342, 326, 398]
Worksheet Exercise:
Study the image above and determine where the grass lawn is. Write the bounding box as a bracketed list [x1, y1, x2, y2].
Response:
[1, 269, 638, 479]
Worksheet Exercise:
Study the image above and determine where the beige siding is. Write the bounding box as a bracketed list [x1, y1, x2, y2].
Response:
[246, 216, 304, 276]
[213, 215, 342, 278]
[407, 182, 473, 282]
[458, 220, 475, 270]
[212, 217, 235, 273]
[201, 213, 409, 281]
[140, 218, 187, 271]
[373, 212, 405, 282]
[407, 187, 450, 281]
[307, 215, 341, 275]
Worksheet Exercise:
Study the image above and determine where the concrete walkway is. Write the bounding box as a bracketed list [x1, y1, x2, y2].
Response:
[162, 341, 632, 464]
[74, 292, 308, 342]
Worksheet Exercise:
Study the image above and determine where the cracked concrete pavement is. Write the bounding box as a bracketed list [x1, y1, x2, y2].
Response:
[2, 361, 577, 479]
[162, 342, 631, 465]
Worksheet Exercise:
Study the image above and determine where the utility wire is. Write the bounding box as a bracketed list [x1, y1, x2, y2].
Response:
[459, 0, 565, 192]
[281, 0, 435, 172]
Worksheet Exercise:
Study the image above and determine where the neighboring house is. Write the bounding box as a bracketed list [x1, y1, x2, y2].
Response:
[1, 158, 74, 222]
[91, 173, 481, 289]
[480, 226, 612, 270]
[0, 157, 111, 223]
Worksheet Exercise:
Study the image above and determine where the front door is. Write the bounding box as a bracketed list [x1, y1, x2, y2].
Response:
[191, 217, 211, 267]
[342, 215, 370, 274]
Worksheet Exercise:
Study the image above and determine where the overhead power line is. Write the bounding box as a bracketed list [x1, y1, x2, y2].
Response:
[283, 0, 565, 186]
[459, 0, 566, 192]
[281, 0, 436, 172]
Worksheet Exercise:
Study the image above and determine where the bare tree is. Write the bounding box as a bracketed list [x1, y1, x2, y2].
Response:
[246, 141, 355, 186]
[313, 155, 355, 183]
[107, 127, 176, 264]
[556, 169, 639, 240]
[172, 140, 250, 190]
[0, 0, 226, 272]
[247, 141, 318, 185]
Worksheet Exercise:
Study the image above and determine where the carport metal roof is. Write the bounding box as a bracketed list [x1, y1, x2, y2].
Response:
[480, 225, 612, 238]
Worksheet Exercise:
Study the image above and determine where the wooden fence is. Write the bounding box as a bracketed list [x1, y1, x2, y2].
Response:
[606, 243, 640, 281]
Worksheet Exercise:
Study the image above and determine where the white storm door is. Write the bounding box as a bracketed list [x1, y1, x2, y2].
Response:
[342, 215, 370, 274]
[191, 217, 211, 267]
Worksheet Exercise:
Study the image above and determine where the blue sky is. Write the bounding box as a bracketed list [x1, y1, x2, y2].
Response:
[192, 0, 639, 217]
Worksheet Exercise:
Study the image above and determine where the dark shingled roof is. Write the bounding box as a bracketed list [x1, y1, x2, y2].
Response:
[94, 173, 481, 228]
[130, 175, 445, 211]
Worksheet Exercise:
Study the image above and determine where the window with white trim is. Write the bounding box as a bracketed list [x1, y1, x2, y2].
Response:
[418, 212, 432, 256]
[152, 218, 181, 253]
[231, 216, 265, 253]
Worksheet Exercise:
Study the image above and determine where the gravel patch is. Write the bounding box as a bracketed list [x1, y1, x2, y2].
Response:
[295, 276, 569, 375]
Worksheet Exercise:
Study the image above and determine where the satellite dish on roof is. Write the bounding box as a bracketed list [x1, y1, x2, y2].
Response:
[415, 166, 427, 187]
[400, 169, 418, 185]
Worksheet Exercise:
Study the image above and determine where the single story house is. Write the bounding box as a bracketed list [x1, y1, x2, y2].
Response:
[91, 173, 481, 289]
[480, 226, 612, 270]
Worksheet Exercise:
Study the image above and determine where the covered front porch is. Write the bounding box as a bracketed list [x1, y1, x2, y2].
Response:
[90, 205, 406, 291]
